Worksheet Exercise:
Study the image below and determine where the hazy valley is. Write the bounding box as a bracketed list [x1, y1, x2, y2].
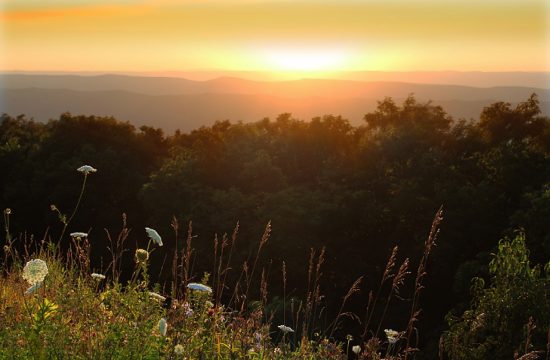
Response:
[2, 73, 549, 132]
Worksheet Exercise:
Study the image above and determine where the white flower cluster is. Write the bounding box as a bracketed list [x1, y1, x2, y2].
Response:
[384, 328, 400, 344]
[145, 227, 163, 247]
[149, 292, 166, 302]
[22, 259, 48, 285]
[159, 318, 168, 336]
[77, 165, 97, 175]
[70, 232, 88, 239]
[278, 325, 294, 334]
[187, 282, 212, 293]
[91, 273, 106, 280]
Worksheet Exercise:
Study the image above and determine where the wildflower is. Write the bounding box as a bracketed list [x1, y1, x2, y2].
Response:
[278, 325, 294, 334]
[174, 344, 184, 355]
[22, 259, 48, 285]
[145, 227, 163, 247]
[91, 273, 106, 280]
[77, 165, 97, 174]
[384, 329, 400, 344]
[149, 292, 166, 302]
[254, 332, 262, 343]
[135, 249, 149, 263]
[4, 208, 11, 215]
[187, 282, 212, 293]
[25, 282, 42, 295]
[208, 308, 215, 317]
[159, 318, 167, 336]
[182, 302, 193, 317]
[352, 345, 361, 354]
[70, 232, 88, 239]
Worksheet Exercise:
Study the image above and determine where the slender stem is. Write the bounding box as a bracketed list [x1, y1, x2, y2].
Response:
[375, 288, 394, 338]
[59, 174, 88, 242]
[4, 210, 11, 242]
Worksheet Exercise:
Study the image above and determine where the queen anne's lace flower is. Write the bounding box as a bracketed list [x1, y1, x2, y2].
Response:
[384, 329, 400, 344]
[77, 165, 97, 174]
[70, 232, 88, 239]
[91, 273, 106, 280]
[187, 282, 212, 293]
[278, 325, 294, 334]
[145, 227, 163, 247]
[22, 259, 48, 285]
[159, 318, 168, 336]
[149, 292, 166, 302]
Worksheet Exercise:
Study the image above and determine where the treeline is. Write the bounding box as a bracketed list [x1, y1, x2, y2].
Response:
[1, 94, 549, 357]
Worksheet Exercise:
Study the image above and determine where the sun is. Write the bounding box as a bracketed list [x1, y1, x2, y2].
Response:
[259, 47, 352, 77]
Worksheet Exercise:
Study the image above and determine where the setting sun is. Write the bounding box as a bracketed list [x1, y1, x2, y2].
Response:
[261, 47, 351, 73]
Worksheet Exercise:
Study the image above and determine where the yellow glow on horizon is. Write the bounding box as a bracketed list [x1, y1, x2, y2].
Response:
[1, 1, 548, 75]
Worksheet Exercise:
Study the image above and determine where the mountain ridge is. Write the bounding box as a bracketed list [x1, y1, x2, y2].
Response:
[1, 73, 549, 133]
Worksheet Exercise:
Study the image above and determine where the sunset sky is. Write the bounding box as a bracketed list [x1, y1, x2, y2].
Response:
[1, 0, 549, 78]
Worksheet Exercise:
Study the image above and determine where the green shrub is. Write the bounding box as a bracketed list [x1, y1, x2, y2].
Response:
[442, 232, 550, 359]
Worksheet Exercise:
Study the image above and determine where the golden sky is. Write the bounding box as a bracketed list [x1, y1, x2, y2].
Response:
[1, 0, 549, 77]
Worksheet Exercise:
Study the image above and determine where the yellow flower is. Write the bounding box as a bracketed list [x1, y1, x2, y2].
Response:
[34, 298, 58, 321]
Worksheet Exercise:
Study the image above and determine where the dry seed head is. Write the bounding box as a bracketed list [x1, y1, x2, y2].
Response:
[135, 248, 149, 263]
[383, 245, 399, 282]
[392, 258, 410, 294]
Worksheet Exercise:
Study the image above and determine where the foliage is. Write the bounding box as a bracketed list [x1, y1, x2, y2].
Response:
[442, 232, 550, 359]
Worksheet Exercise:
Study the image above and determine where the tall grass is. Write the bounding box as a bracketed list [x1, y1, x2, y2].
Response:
[0, 165, 447, 359]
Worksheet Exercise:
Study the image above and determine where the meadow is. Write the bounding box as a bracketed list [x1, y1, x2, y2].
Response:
[1, 164, 549, 359]
[0, 165, 432, 359]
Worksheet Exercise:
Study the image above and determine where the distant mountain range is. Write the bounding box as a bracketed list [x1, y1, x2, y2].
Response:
[1, 73, 549, 132]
